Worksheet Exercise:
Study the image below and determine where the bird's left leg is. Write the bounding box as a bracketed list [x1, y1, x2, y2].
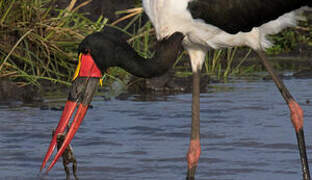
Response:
[186, 48, 206, 180]
[187, 70, 201, 180]
[257, 51, 310, 180]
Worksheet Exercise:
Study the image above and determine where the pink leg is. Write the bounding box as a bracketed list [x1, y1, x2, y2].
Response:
[257, 51, 310, 180]
[288, 100, 303, 132]
[187, 71, 201, 180]
[187, 139, 201, 179]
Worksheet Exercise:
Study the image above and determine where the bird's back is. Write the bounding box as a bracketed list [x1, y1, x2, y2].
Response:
[188, 0, 311, 34]
[143, 0, 310, 50]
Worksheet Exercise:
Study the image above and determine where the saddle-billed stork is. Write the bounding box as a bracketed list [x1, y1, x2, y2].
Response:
[41, 0, 312, 179]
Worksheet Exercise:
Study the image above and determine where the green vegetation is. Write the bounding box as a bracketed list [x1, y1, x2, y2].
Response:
[0, 0, 154, 88]
[0, 0, 311, 89]
[0, 0, 109, 87]
[267, 11, 312, 55]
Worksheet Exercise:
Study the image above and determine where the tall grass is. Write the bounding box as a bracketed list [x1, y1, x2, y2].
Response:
[3, 1, 308, 89]
[0, 0, 107, 86]
[0, 0, 253, 88]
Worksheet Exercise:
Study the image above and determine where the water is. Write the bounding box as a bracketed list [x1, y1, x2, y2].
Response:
[0, 78, 312, 180]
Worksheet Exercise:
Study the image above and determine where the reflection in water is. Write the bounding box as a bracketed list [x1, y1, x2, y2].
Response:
[0, 78, 311, 180]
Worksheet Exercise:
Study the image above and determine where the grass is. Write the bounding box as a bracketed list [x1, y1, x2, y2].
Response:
[0, 1, 153, 89]
[1, 1, 311, 90]
[0, 0, 108, 87]
[266, 11, 312, 55]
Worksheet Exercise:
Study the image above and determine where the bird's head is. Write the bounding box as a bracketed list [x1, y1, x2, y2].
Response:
[40, 50, 103, 173]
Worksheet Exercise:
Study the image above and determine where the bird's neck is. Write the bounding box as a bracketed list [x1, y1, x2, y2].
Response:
[79, 29, 184, 78]
[114, 32, 184, 78]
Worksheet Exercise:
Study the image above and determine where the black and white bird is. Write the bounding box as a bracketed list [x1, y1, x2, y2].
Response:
[41, 0, 312, 179]
[143, 1, 311, 179]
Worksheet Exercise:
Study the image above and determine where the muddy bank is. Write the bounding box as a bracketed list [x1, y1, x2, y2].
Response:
[0, 79, 68, 104]
[1, 65, 312, 104]
[127, 70, 211, 94]
[0, 79, 42, 103]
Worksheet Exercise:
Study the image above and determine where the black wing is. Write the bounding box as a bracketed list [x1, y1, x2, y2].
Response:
[188, 0, 311, 34]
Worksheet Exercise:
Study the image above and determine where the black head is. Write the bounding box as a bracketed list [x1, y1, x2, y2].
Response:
[157, 32, 185, 53]
[153, 32, 185, 64]
[78, 27, 132, 72]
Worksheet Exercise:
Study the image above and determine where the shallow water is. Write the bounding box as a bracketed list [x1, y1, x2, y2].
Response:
[0, 78, 312, 180]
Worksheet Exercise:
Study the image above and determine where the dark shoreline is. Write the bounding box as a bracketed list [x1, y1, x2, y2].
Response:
[1, 56, 311, 104]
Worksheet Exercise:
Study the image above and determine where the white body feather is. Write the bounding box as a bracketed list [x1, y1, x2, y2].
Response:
[143, 0, 302, 50]
[143, 0, 303, 71]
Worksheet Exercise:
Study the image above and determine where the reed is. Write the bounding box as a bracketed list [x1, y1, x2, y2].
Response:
[0, 0, 107, 86]
[2, 1, 309, 89]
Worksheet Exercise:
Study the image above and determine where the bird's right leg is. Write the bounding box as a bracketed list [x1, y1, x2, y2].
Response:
[257, 51, 310, 180]
[186, 48, 206, 180]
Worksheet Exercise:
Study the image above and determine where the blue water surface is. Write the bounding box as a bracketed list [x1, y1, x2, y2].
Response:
[0, 78, 311, 180]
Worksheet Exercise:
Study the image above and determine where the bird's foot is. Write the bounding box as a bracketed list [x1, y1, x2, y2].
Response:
[186, 166, 197, 180]
[288, 100, 311, 179]
[186, 139, 201, 179]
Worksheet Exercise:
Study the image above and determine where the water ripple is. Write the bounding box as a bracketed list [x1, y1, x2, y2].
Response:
[0, 79, 311, 179]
